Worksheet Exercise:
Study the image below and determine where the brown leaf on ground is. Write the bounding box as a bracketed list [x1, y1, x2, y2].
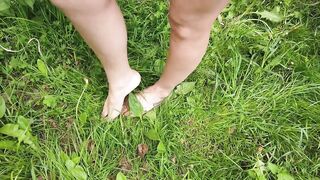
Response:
[22, 94, 32, 102]
[186, 119, 194, 126]
[106, 175, 116, 180]
[228, 126, 236, 135]
[42, 85, 50, 91]
[37, 176, 43, 180]
[171, 155, 177, 164]
[180, 138, 186, 145]
[119, 157, 132, 171]
[87, 139, 95, 152]
[257, 145, 264, 153]
[60, 134, 70, 144]
[66, 117, 74, 129]
[75, 59, 80, 66]
[137, 144, 148, 158]
[48, 119, 58, 128]
[59, 134, 73, 152]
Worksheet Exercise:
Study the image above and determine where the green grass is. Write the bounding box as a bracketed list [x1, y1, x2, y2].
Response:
[0, 0, 320, 179]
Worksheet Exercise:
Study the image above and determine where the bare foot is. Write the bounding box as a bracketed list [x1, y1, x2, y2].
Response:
[101, 70, 141, 120]
[123, 84, 172, 115]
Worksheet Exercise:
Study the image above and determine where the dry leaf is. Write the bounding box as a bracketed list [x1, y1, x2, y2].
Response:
[66, 118, 74, 129]
[171, 155, 177, 164]
[257, 145, 264, 153]
[186, 119, 194, 126]
[228, 126, 236, 135]
[87, 139, 95, 152]
[119, 157, 132, 171]
[48, 119, 58, 128]
[107, 175, 116, 180]
[39, 131, 46, 141]
[137, 144, 148, 158]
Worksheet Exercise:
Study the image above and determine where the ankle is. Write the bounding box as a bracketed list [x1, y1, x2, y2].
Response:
[108, 69, 140, 90]
[149, 83, 173, 97]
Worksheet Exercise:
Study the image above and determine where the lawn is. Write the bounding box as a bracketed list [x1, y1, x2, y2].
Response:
[0, 0, 320, 179]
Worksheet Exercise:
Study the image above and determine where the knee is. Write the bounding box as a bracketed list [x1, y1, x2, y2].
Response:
[50, 0, 113, 12]
[169, 13, 192, 40]
[169, 13, 210, 40]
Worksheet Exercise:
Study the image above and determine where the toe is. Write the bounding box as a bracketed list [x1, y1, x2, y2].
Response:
[121, 96, 130, 116]
[106, 97, 124, 120]
[101, 98, 109, 117]
[136, 93, 153, 112]
[122, 108, 131, 116]
[108, 105, 122, 120]
[121, 104, 129, 115]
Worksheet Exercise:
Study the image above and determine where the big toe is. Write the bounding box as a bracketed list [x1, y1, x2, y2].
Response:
[108, 104, 123, 120]
[102, 97, 125, 121]
[101, 98, 109, 117]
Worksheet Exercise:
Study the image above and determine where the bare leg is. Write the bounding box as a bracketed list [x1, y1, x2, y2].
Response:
[50, 0, 141, 119]
[134, 0, 229, 112]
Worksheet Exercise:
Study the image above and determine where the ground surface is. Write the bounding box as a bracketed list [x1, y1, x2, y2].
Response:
[0, 0, 319, 179]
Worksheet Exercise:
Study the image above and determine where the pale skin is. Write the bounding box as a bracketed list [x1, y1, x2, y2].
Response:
[50, 0, 229, 120]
